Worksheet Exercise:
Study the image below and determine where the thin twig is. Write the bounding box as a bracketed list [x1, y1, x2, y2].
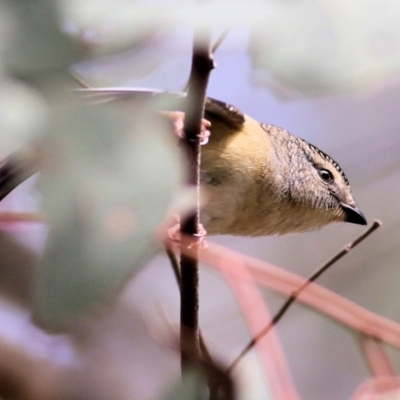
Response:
[69, 72, 91, 88]
[212, 27, 231, 54]
[166, 246, 181, 287]
[182, 27, 230, 92]
[228, 220, 382, 373]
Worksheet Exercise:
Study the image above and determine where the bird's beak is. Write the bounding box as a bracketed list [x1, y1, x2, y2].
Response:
[340, 203, 367, 226]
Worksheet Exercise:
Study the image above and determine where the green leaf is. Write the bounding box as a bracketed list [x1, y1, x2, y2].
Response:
[249, 0, 400, 95]
[35, 98, 184, 328]
[0, 80, 48, 156]
[4, 0, 81, 78]
[61, 0, 267, 57]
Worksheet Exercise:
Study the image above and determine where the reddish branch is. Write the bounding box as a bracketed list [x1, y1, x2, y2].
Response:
[178, 228, 398, 345]
[220, 257, 300, 400]
[229, 221, 382, 370]
[173, 221, 400, 379]
[361, 336, 396, 379]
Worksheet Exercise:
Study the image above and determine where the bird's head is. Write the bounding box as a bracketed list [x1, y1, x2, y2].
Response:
[263, 124, 367, 233]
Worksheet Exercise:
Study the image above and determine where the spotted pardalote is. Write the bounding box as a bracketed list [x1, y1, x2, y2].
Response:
[194, 97, 366, 236]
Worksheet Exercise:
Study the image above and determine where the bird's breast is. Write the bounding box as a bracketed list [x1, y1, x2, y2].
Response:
[199, 115, 280, 236]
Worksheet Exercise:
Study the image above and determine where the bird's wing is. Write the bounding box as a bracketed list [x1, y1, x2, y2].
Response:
[204, 97, 245, 129]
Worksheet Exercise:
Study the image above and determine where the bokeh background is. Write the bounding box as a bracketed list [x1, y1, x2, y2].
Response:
[2, 2, 400, 399]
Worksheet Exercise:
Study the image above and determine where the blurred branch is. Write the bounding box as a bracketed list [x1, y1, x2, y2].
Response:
[220, 256, 300, 399]
[172, 221, 400, 377]
[229, 220, 382, 372]
[0, 211, 46, 223]
[0, 149, 40, 202]
[360, 336, 396, 378]
[179, 22, 214, 372]
[69, 72, 91, 88]
[176, 345, 236, 400]
[351, 377, 400, 400]
[166, 246, 181, 287]
[212, 27, 231, 54]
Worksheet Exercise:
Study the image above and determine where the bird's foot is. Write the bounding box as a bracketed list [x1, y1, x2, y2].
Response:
[162, 111, 211, 145]
[167, 221, 208, 250]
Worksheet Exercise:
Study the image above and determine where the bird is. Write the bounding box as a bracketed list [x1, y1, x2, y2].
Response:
[197, 97, 366, 236]
[0, 89, 366, 237]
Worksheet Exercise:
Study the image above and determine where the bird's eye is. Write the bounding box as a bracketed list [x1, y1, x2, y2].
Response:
[318, 168, 334, 183]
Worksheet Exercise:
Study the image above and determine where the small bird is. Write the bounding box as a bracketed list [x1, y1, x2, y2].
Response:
[0, 90, 366, 237]
[197, 97, 366, 236]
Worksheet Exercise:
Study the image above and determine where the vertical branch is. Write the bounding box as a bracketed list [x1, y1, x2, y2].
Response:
[180, 25, 214, 371]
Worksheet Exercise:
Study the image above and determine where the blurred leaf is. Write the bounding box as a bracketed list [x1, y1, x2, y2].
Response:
[60, 0, 159, 57]
[3, 0, 81, 78]
[249, 0, 400, 95]
[71, 36, 174, 85]
[61, 0, 267, 57]
[162, 370, 206, 400]
[35, 97, 184, 328]
[0, 80, 48, 157]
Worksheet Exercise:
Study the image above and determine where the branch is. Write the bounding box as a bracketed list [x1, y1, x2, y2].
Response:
[165, 246, 215, 366]
[171, 222, 391, 375]
[229, 221, 382, 371]
[360, 335, 396, 378]
[220, 257, 300, 399]
[180, 25, 214, 371]
[69, 72, 91, 88]
[212, 27, 231, 54]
